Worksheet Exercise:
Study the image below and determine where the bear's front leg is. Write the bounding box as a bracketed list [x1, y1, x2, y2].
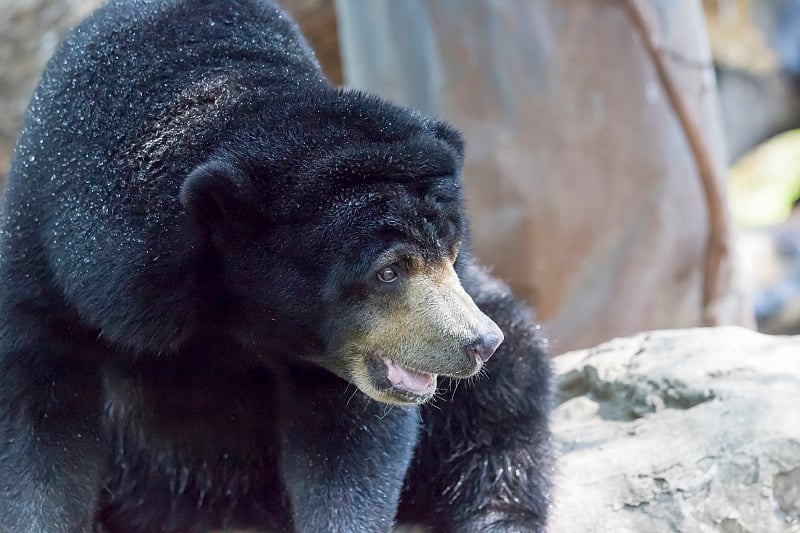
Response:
[276, 366, 420, 533]
[0, 347, 105, 533]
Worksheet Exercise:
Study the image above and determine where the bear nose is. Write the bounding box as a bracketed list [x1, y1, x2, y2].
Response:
[466, 326, 504, 362]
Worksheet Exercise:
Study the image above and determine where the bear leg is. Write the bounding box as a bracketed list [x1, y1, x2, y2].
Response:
[0, 348, 105, 532]
[275, 366, 420, 533]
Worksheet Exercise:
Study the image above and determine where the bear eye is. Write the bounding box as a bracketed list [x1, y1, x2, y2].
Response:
[377, 265, 399, 283]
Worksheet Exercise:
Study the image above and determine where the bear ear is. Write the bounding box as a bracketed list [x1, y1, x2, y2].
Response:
[432, 121, 465, 161]
[180, 159, 249, 224]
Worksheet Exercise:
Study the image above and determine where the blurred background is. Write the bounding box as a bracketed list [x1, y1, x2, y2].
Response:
[2, 0, 799, 353]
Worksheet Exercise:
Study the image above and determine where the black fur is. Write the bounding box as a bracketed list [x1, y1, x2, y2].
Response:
[0, 1, 553, 531]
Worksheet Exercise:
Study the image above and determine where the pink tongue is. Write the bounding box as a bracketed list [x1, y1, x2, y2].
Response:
[383, 358, 437, 395]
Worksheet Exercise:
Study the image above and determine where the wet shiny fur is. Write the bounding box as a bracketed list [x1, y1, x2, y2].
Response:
[0, 1, 553, 531]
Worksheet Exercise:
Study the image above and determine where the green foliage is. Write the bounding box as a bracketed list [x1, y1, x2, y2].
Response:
[729, 129, 800, 228]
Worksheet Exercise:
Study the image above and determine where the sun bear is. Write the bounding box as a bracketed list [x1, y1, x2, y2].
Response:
[0, 1, 553, 531]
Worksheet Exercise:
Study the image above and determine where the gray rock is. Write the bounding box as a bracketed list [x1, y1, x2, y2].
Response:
[550, 327, 800, 533]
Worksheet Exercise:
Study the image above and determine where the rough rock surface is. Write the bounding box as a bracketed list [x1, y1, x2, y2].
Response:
[549, 327, 800, 533]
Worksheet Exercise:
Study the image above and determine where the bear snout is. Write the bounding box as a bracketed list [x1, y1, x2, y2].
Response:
[465, 323, 504, 362]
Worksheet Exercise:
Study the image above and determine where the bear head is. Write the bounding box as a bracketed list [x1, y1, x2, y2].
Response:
[179, 91, 503, 405]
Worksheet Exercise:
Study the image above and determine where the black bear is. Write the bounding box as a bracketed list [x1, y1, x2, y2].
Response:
[0, 1, 553, 531]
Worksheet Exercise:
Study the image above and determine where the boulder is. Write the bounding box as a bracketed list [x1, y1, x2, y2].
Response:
[549, 327, 800, 532]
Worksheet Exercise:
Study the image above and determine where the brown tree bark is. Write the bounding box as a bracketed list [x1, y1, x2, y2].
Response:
[621, 0, 733, 326]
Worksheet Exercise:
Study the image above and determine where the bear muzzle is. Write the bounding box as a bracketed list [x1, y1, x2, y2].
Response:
[333, 260, 505, 405]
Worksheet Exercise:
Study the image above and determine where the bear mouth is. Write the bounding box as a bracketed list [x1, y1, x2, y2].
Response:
[366, 353, 438, 403]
